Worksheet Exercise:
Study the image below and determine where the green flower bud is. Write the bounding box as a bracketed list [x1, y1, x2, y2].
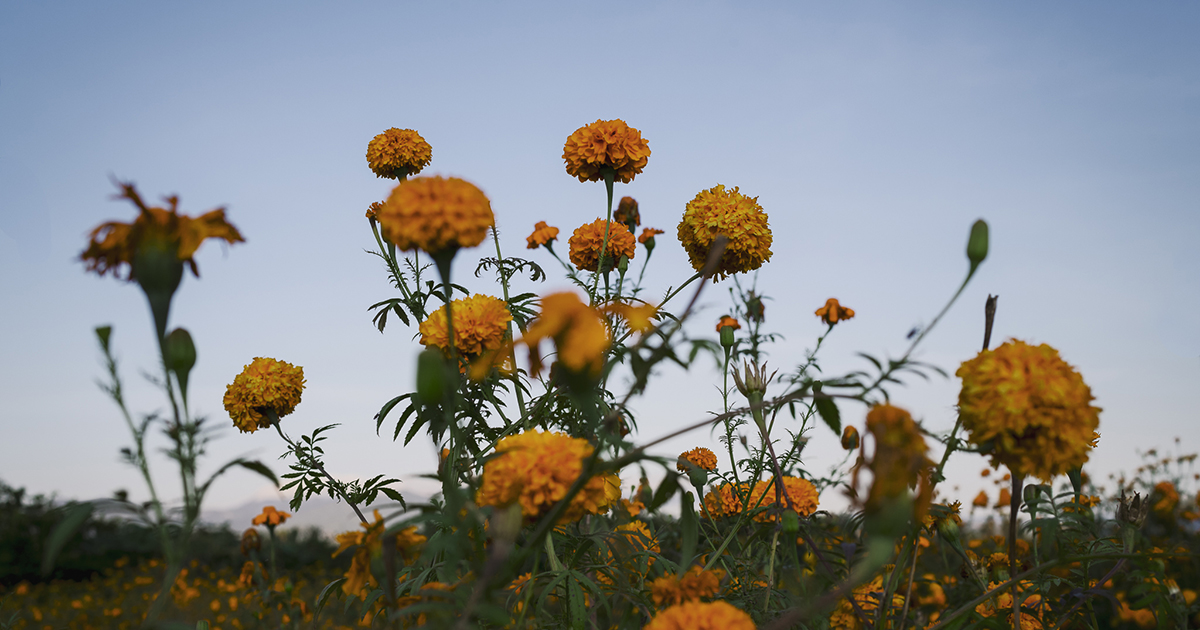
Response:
[720, 325, 735, 348]
[686, 466, 709, 489]
[937, 517, 960, 542]
[618, 254, 630, 275]
[967, 219, 989, 273]
[163, 327, 197, 396]
[416, 348, 448, 406]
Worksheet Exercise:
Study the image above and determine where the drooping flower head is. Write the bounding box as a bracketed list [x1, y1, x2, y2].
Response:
[956, 339, 1101, 480]
[520, 292, 610, 377]
[251, 506, 291, 527]
[377, 176, 494, 255]
[677, 185, 772, 281]
[475, 430, 621, 523]
[677, 447, 718, 473]
[365, 128, 432, 180]
[615, 196, 641, 229]
[82, 181, 244, 282]
[645, 600, 755, 630]
[562, 119, 650, 184]
[418, 294, 512, 368]
[223, 357, 306, 433]
[716, 316, 741, 333]
[815, 298, 855, 325]
[568, 218, 637, 272]
[639, 227, 665, 249]
[526, 221, 560, 249]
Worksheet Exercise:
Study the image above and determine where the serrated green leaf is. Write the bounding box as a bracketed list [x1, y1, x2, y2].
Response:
[815, 396, 841, 435]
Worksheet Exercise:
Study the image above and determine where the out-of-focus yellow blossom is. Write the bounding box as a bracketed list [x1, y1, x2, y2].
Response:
[526, 221, 560, 249]
[829, 575, 905, 630]
[703, 476, 818, 522]
[815, 298, 855, 325]
[645, 600, 755, 630]
[568, 218, 637, 272]
[649, 566, 725, 607]
[378, 175, 494, 255]
[475, 430, 621, 523]
[957, 339, 1101, 480]
[841, 425, 860, 451]
[859, 404, 934, 519]
[1153, 481, 1180, 517]
[562, 119, 650, 184]
[603, 301, 659, 334]
[677, 184, 772, 281]
[251, 506, 291, 527]
[332, 510, 386, 599]
[615, 196, 641, 227]
[365, 128, 432, 180]
[223, 357, 305, 433]
[520, 291, 610, 378]
[975, 581, 1043, 629]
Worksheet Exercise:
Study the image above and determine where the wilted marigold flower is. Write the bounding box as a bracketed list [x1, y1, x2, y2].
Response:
[562, 119, 651, 184]
[223, 357, 306, 433]
[526, 221, 559, 249]
[251, 506, 291, 527]
[615, 196, 641, 228]
[639, 227, 664, 245]
[475, 430, 621, 523]
[378, 175, 494, 254]
[568, 218, 637, 272]
[841, 425, 860, 450]
[859, 404, 934, 519]
[333, 510, 386, 599]
[81, 181, 244, 281]
[365, 201, 383, 220]
[815, 298, 855, 325]
[716, 316, 741, 333]
[678, 447, 718, 473]
[365, 128, 432, 180]
[418, 294, 512, 364]
[521, 291, 610, 377]
[957, 339, 1101, 480]
[677, 184, 772, 281]
[645, 600, 755, 630]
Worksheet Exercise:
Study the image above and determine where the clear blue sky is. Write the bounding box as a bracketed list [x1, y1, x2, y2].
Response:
[2, 2, 1197, 519]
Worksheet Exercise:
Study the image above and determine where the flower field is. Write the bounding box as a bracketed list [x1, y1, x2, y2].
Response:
[2, 120, 1197, 629]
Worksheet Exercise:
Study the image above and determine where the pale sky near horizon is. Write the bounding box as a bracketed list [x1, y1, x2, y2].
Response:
[1, 2, 1198, 524]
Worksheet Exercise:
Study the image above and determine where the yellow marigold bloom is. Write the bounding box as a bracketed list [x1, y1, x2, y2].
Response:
[223, 357, 306, 433]
[841, 425, 860, 450]
[251, 506, 291, 527]
[600, 520, 660, 582]
[562, 119, 651, 184]
[604, 301, 658, 334]
[957, 339, 1101, 480]
[677, 184, 772, 281]
[378, 175, 494, 254]
[974, 581, 1043, 628]
[81, 181, 244, 280]
[644, 600, 755, 630]
[615, 196, 641, 227]
[650, 566, 725, 607]
[1153, 481, 1180, 517]
[703, 477, 819, 522]
[568, 218, 637, 272]
[526, 221, 560, 249]
[475, 431, 621, 523]
[829, 575, 905, 630]
[239, 528, 260, 556]
[333, 511, 385, 599]
[972, 491, 990, 508]
[365, 128, 432, 180]
[395, 526, 427, 563]
[859, 404, 934, 519]
[418, 294, 512, 364]
[677, 447, 718, 473]
[815, 298, 855, 325]
[639, 227, 664, 244]
[716, 316, 741, 332]
[365, 201, 383, 220]
[521, 291, 610, 377]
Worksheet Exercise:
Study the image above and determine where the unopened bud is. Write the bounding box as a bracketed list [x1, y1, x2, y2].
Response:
[686, 466, 709, 489]
[720, 325, 735, 348]
[841, 425, 860, 451]
[966, 219, 989, 273]
[937, 517, 960, 541]
[618, 255, 630, 274]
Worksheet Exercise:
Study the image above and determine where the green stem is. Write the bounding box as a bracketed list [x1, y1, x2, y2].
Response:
[489, 227, 529, 423]
[588, 169, 617, 304]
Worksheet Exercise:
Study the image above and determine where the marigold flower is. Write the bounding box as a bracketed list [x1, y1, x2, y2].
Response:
[860, 404, 934, 517]
[815, 298, 855, 325]
[223, 357, 305, 433]
[972, 491, 990, 508]
[239, 528, 261, 556]
[418, 294, 512, 367]
[703, 476, 819, 522]
[526, 221, 560, 249]
[251, 506, 291, 527]
[829, 575, 905, 630]
[716, 316, 741, 333]
[974, 580, 1043, 628]
[639, 227, 664, 245]
[520, 291, 610, 377]
[650, 566, 725, 607]
[1153, 481, 1180, 518]
[365, 128, 432, 180]
[677, 447, 718, 473]
[615, 196, 641, 228]
[957, 340, 1101, 480]
[562, 119, 651, 184]
[81, 181, 244, 281]
[599, 520, 660, 582]
[841, 425, 860, 450]
[568, 218, 637, 272]
[333, 511, 386, 599]
[645, 600, 755, 630]
[365, 201, 383, 220]
[603, 301, 658, 334]
[475, 430, 621, 523]
[377, 175, 494, 254]
[677, 184, 772, 281]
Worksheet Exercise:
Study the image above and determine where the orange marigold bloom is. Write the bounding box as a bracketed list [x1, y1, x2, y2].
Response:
[841, 425, 860, 450]
[677, 184, 772, 281]
[639, 227, 664, 244]
[957, 340, 1101, 480]
[239, 528, 261, 556]
[645, 600, 755, 630]
[650, 566, 725, 607]
[418, 294, 512, 365]
[716, 316, 741, 332]
[521, 291, 610, 377]
[526, 221, 560, 249]
[1153, 481, 1180, 517]
[815, 298, 855, 325]
[604, 301, 659, 334]
[562, 119, 651, 184]
[996, 487, 1012, 509]
[677, 447, 718, 473]
[974, 580, 1043, 628]
[568, 218, 637, 272]
[365, 128, 432, 180]
[973, 491, 990, 508]
[703, 477, 819, 522]
[223, 357, 306, 433]
[81, 181, 244, 281]
[475, 430, 621, 523]
[377, 175, 494, 254]
[365, 201, 383, 220]
[615, 196, 641, 228]
[251, 506, 291, 527]
[333, 511, 386, 599]
[829, 575, 905, 630]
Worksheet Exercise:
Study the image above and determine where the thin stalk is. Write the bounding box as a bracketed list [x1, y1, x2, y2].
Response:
[588, 170, 616, 303]
[489, 227, 529, 423]
[1009, 474, 1024, 630]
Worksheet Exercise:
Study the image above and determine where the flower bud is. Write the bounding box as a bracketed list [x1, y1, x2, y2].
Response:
[966, 219, 989, 273]
[936, 517, 960, 542]
[720, 325, 735, 348]
[618, 254, 630, 275]
[416, 348, 448, 406]
[840, 425, 860, 451]
[164, 327, 197, 397]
